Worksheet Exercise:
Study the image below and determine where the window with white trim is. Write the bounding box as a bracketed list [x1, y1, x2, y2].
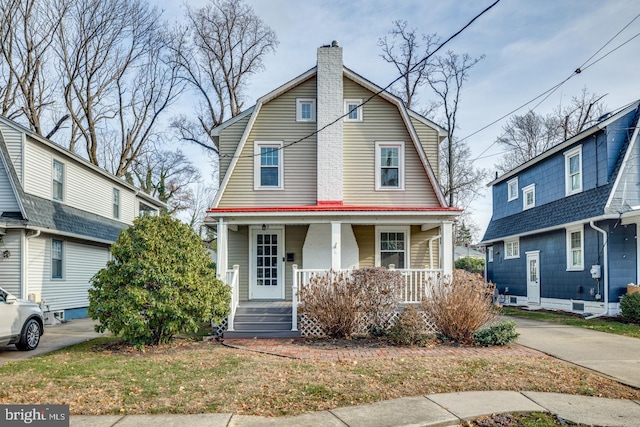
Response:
[296, 98, 316, 122]
[254, 141, 283, 189]
[113, 188, 120, 219]
[505, 238, 519, 259]
[52, 239, 63, 279]
[53, 159, 64, 201]
[522, 184, 535, 210]
[566, 225, 584, 270]
[565, 146, 582, 196]
[507, 177, 518, 201]
[375, 141, 404, 190]
[344, 99, 362, 121]
[376, 226, 410, 269]
[488, 246, 494, 262]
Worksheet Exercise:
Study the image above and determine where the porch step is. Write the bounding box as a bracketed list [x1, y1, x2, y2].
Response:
[223, 302, 300, 339]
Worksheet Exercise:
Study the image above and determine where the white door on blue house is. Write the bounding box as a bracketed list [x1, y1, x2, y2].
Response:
[526, 251, 540, 304]
[250, 226, 284, 300]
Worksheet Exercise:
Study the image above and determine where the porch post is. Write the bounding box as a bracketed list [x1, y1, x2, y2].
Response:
[216, 218, 228, 280]
[331, 221, 341, 270]
[292, 264, 298, 331]
[442, 221, 454, 277]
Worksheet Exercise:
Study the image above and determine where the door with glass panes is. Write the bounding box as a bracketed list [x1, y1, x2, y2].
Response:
[250, 227, 284, 299]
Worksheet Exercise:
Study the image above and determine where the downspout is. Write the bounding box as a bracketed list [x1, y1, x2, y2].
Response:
[587, 221, 608, 319]
[22, 229, 41, 299]
[428, 235, 441, 269]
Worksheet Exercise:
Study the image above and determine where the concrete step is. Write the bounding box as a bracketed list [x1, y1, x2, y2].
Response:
[235, 306, 292, 315]
[223, 330, 301, 339]
[233, 321, 292, 331]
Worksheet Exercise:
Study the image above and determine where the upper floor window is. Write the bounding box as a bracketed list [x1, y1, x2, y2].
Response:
[51, 239, 63, 279]
[344, 99, 363, 121]
[53, 159, 64, 201]
[507, 177, 518, 201]
[376, 226, 410, 269]
[566, 225, 584, 270]
[296, 98, 316, 122]
[254, 141, 283, 190]
[505, 238, 519, 259]
[139, 202, 157, 217]
[488, 246, 494, 262]
[565, 146, 582, 196]
[522, 184, 535, 210]
[375, 141, 404, 190]
[113, 188, 120, 219]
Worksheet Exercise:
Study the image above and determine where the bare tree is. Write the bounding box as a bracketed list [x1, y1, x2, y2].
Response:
[556, 87, 607, 140]
[184, 183, 216, 233]
[0, 0, 68, 135]
[56, 0, 180, 177]
[172, 0, 278, 153]
[439, 138, 488, 210]
[130, 147, 201, 216]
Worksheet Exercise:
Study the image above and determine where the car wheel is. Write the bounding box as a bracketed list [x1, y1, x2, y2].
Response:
[16, 319, 41, 351]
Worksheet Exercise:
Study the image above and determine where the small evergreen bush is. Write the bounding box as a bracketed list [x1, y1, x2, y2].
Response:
[473, 320, 519, 346]
[387, 305, 430, 346]
[620, 292, 640, 324]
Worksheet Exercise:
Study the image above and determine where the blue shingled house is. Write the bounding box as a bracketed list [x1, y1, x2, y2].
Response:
[481, 100, 640, 317]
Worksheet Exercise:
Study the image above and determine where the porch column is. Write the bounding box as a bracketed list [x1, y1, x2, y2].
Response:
[442, 221, 454, 277]
[216, 218, 228, 280]
[331, 221, 341, 270]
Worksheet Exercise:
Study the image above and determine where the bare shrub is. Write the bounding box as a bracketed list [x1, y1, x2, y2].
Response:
[421, 269, 497, 345]
[351, 267, 403, 335]
[387, 305, 431, 346]
[298, 271, 361, 338]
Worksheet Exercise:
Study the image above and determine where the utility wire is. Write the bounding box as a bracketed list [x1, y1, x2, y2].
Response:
[220, 0, 501, 159]
[468, 11, 640, 163]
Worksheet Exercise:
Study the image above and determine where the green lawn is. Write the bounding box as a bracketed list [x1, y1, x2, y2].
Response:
[501, 307, 640, 338]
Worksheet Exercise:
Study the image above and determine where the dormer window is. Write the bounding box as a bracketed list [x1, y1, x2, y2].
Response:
[53, 159, 64, 201]
[296, 98, 316, 122]
[344, 99, 362, 121]
[522, 184, 535, 210]
[507, 177, 518, 201]
[565, 146, 582, 196]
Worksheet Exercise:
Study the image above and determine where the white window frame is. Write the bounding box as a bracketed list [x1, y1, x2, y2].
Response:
[522, 184, 535, 210]
[488, 246, 494, 263]
[254, 141, 284, 190]
[344, 99, 363, 122]
[51, 239, 64, 280]
[504, 238, 520, 259]
[375, 225, 410, 268]
[52, 159, 65, 202]
[564, 145, 582, 196]
[113, 188, 120, 219]
[296, 98, 316, 122]
[566, 225, 584, 271]
[375, 141, 405, 190]
[507, 177, 518, 201]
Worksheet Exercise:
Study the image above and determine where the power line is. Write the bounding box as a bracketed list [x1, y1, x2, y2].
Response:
[468, 11, 640, 163]
[219, 0, 502, 159]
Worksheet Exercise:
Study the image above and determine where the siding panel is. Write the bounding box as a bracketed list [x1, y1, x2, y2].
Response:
[0, 157, 19, 212]
[228, 226, 249, 301]
[285, 225, 308, 300]
[410, 117, 440, 178]
[353, 225, 375, 267]
[0, 123, 23, 182]
[411, 225, 440, 269]
[0, 231, 22, 297]
[219, 115, 251, 182]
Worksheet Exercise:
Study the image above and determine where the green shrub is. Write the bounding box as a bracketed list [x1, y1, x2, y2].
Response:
[455, 257, 485, 273]
[88, 215, 230, 347]
[421, 269, 497, 345]
[473, 320, 519, 346]
[620, 292, 640, 324]
[387, 305, 430, 346]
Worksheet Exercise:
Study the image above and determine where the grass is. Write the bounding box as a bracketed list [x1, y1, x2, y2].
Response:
[466, 412, 588, 426]
[1, 336, 639, 416]
[501, 307, 640, 338]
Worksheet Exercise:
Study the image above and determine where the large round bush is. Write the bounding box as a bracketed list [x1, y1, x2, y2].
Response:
[88, 215, 230, 346]
[621, 292, 640, 324]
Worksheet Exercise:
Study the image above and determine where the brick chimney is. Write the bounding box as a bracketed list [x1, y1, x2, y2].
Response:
[316, 41, 343, 204]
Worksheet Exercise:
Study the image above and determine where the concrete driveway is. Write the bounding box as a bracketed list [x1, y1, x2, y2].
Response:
[510, 316, 640, 388]
[0, 318, 104, 366]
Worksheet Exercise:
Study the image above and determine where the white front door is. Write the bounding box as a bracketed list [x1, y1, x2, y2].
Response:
[526, 251, 540, 304]
[250, 227, 284, 300]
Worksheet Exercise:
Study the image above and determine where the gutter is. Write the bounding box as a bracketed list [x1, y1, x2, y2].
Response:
[587, 221, 609, 319]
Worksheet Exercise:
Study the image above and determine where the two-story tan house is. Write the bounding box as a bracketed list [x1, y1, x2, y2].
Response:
[0, 116, 164, 323]
[207, 42, 460, 337]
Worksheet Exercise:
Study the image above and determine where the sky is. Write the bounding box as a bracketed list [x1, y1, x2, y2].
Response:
[158, 0, 640, 240]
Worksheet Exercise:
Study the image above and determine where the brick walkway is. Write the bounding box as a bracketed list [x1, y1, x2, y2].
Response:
[222, 338, 546, 360]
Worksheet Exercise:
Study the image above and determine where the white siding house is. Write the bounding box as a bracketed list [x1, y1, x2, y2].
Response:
[0, 116, 164, 320]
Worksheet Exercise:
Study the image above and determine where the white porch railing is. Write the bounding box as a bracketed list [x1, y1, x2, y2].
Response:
[291, 265, 443, 331]
[224, 265, 240, 332]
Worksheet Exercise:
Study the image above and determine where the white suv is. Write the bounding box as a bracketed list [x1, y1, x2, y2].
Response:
[0, 286, 44, 351]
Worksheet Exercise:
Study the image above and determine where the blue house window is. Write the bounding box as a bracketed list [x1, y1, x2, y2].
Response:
[522, 184, 535, 210]
[507, 177, 518, 201]
[566, 226, 584, 270]
[565, 146, 582, 196]
[505, 238, 519, 259]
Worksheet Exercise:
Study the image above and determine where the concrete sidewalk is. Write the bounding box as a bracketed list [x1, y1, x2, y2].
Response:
[510, 316, 640, 388]
[0, 318, 103, 366]
[70, 391, 640, 427]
